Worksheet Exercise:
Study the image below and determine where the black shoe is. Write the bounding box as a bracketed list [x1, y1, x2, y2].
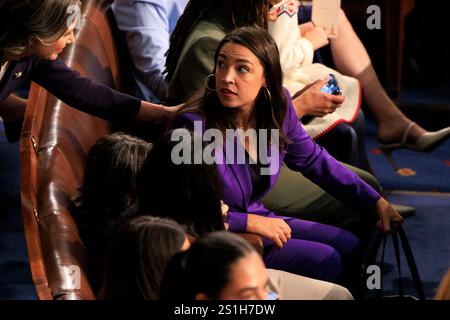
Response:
[392, 204, 416, 218]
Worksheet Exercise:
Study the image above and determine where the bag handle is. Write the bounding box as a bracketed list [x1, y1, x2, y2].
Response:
[397, 226, 426, 300]
[375, 234, 387, 299]
[373, 225, 425, 300]
[387, 226, 426, 300]
[392, 231, 404, 296]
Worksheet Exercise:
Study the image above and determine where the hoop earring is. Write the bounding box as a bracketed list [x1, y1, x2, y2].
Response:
[205, 74, 216, 92]
[262, 86, 272, 105]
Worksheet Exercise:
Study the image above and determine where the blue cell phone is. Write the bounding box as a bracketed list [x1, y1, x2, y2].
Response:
[320, 74, 342, 96]
[267, 291, 280, 300]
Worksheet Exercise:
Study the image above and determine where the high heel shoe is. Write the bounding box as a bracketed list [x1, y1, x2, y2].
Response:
[379, 122, 450, 174]
[379, 146, 416, 175]
[381, 122, 450, 152]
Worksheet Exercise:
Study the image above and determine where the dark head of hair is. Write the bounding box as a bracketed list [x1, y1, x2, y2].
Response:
[179, 26, 288, 149]
[160, 231, 256, 300]
[0, 0, 80, 62]
[78, 132, 153, 221]
[138, 130, 225, 238]
[166, 0, 269, 82]
[99, 216, 186, 300]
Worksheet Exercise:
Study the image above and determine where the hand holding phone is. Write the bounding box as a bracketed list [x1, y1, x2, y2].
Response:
[320, 74, 342, 96]
[291, 77, 345, 118]
[267, 291, 280, 300]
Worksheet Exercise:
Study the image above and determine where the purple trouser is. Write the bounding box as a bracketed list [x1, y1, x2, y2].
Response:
[262, 215, 361, 283]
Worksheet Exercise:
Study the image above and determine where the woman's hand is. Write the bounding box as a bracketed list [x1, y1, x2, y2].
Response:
[375, 197, 404, 234]
[137, 101, 184, 124]
[161, 103, 185, 124]
[292, 78, 345, 118]
[247, 214, 291, 248]
[169, 103, 185, 113]
[221, 200, 230, 231]
[299, 22, 315, 35]
[303, 25, 329, 50]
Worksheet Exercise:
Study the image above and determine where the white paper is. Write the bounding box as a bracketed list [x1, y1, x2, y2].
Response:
[311, 0, 341, 39]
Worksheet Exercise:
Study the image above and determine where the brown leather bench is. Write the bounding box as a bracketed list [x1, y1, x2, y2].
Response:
[20, 0, 119, 300]
[20, 0, 262, 300]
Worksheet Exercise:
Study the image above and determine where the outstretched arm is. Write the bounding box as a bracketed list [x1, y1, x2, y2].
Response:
[283, 90, 378, 205]
[136, 101, 181, 124]
[283, 90, 402, 231]
[31, 57, 177, 124]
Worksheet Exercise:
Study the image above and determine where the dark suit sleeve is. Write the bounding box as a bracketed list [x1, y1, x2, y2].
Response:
[30, 57, 140, 121]
[282, 90, 381, 211]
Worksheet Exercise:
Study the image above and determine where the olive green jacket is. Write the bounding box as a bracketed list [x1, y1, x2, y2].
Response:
[166, 12, 232, 105]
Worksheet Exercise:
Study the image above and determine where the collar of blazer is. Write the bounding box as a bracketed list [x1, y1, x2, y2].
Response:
[0, 61, 9, 81]
[0, 60, 28, 101]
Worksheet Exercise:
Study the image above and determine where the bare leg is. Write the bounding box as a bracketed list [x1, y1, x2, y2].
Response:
[328, 9, 425, 144]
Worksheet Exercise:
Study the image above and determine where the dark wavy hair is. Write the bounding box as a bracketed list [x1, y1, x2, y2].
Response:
[138, 130, 225, 238]
[160, 231, 256, 300]
[75, 132, 152, 293]
[0, 0, 80, 62]
[178, 26, 288, 149]
[99, 216, 186, 300]
[78, 132, 153, 221]
[165, 0, 269, 82]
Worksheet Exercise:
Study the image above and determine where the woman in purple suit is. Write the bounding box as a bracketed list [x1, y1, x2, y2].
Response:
[0, 0, 176, 142]
[172, 26, 403, 289]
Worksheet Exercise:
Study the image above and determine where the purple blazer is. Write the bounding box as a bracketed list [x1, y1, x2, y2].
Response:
[0, 55, 140, 121]
[173, 91, 381, 233]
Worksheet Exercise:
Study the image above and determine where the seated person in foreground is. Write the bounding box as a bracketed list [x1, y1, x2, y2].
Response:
[161, 231, 353, 300]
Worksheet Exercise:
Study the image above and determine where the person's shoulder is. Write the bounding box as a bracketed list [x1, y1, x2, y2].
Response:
[30, 55, 64, 69]
[282, 87, 294, 111]
[16, 55, 53, 76]
[14, 55, 38, 69]
[30, 56, 75, 79]
[176, 111, 203, 122]
[183, 19, 225, 52]
[172, 111, 203, 130]
[282, 87, 292, 99]
[3, 57, 30, 74]
[196, 20, 227, 40]
[280, 87, 297, 129]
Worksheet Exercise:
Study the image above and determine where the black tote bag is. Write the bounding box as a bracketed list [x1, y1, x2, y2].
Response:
[371, 226, 426, 300]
